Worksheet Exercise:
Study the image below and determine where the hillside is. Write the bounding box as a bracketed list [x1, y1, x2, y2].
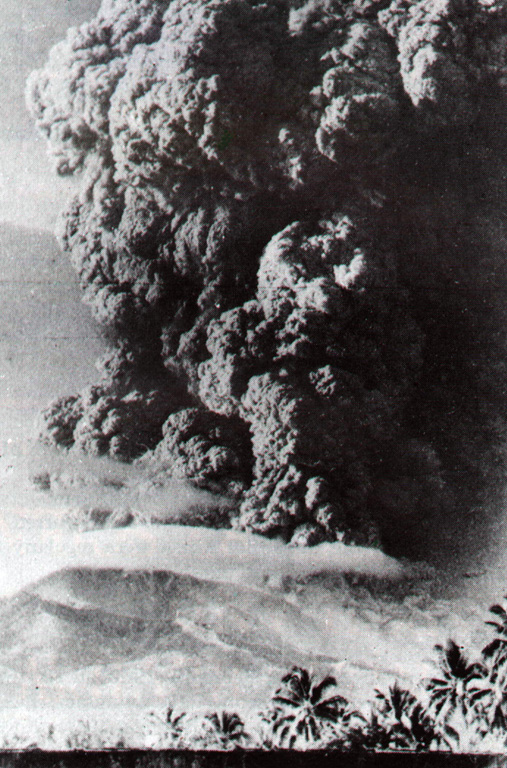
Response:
[0, 562, 492, 725]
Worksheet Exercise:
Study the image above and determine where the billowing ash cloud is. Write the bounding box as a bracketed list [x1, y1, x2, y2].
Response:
[27, 0, 507, 550]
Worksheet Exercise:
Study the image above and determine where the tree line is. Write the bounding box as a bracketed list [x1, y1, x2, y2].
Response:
[143, 596, 507, 752]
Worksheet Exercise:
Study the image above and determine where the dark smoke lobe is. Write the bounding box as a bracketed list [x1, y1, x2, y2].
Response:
[27, 0, 507, 552]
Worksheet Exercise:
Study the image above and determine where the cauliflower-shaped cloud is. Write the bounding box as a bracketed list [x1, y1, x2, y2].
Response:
[26, 0, 175, 174]
[27, 0, 507, 550]
[379, 0, 507, 127]
[39, 343, 185, 461]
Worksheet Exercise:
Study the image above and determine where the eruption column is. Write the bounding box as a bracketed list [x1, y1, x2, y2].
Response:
[27, 0, 507, 551]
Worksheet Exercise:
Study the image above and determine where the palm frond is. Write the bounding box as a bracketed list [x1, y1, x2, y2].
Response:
[272, 692, 302, 708]
[483, 637, 507, 659]
[310, 675, 338, 705]
[488, 603, 507, 620]
[272, 712, 296, 732]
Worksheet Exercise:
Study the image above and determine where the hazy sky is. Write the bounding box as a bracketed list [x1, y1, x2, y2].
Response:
[0, 2, 106, 463]
[0, 0, 100, 230]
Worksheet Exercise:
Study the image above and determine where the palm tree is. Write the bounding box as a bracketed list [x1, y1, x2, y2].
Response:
[405, 700, 454, 751]
[483, 598, 507, 660]
[341, 683, 447, 753]
[200, 711, 249, 749]
[469, 650, 507, 735]
[375, 682, 418, 726]
[268, 666, 353, 749]
[374, 682, 445, 751]
[255, 709, 284, 749]
[145, 707, 188, 748]
[344, 709, 392, 752]
[425, 640, 485, 725]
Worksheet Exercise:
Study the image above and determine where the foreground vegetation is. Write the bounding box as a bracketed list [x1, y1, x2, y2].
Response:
[4, 596, 507, 752]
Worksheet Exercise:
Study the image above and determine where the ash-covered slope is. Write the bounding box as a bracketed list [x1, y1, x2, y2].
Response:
[0, 565, 468, 711]
[0, 564, 495, 715]
[0, 567, 340, 711]
[27, 0, 507, 550]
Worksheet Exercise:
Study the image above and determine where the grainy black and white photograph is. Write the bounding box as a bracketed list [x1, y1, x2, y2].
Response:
[3, 0, 507, 762]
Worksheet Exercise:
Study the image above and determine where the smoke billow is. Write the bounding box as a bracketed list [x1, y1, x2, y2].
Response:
[27, 0, 507, 551]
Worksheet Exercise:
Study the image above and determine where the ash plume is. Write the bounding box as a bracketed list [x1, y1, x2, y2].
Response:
[27, 0, 507, 551]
